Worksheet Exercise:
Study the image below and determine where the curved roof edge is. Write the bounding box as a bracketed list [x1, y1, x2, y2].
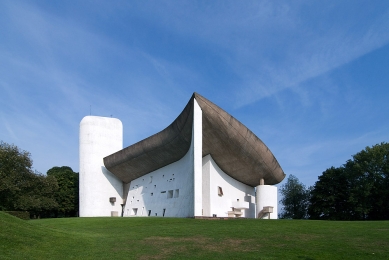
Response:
[104, 93, 285, 186]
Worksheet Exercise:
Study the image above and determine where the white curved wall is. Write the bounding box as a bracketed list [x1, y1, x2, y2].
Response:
[256, 185, 278, 219]
[202, 155, 256, 218]
[123, 138, 195, 218]
[79, 116, 123, 217]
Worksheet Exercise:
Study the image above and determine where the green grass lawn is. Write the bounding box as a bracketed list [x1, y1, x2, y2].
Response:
[1, 211, 388, 259]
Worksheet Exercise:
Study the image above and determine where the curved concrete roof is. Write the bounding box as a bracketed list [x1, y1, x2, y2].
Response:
[104, 93, 285, 186]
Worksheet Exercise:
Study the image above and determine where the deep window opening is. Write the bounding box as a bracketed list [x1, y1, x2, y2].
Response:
[218, 186, 223, 196]
[167, 190, 173, 199]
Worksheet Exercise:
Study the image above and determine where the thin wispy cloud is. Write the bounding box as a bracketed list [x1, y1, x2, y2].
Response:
[233, 5, 389, 107]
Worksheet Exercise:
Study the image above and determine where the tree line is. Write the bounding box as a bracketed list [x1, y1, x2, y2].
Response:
[279, 142, 389, 220]
[0, 141, 78, 218]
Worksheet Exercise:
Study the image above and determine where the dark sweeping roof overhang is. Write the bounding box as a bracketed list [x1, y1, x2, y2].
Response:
[104, 93, 285, 186]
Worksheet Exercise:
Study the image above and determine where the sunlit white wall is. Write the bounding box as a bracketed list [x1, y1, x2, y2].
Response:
[202, 155, 256, 218]
[256, 185, 278, 219]
[79, 116, 123, 217]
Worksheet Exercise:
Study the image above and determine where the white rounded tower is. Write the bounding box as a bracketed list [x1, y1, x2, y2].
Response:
[79, 116, 123, 217]
[256, 184, 278, 219]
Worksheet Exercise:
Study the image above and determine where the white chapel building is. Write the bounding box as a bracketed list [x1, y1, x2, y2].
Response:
[79, 93, 285, 219]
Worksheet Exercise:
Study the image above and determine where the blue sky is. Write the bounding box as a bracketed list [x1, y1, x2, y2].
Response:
[1, 0, 388, 187]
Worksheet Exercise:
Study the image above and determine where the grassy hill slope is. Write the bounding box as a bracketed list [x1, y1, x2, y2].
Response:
[1, 211, 388, 259]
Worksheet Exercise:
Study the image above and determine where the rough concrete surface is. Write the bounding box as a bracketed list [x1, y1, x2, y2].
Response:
[104, 93, 285, 186]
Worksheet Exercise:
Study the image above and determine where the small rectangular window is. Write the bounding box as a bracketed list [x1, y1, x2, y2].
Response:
[167, 190, 173, 199]
[218, 186, 223, 196]
[151, 193, 153, 196]
[148, 210, 151, 216]
[161, 191, 166, 193]
[174, 189, 179, 198]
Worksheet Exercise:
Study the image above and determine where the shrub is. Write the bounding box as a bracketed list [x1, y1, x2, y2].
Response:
[4, 211, 30, 220]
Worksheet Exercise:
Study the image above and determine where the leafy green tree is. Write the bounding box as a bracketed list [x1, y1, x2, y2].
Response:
[47, 166, 79, 217]
[0, 141, 58, 217]
[0, 141, 36, 211]
[16, 172, 59, 217]
[308, 167, 352, 220]
[347, 142, 389, 220]
[309, 142, 389, 220]
[279, 174, 310, 219]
